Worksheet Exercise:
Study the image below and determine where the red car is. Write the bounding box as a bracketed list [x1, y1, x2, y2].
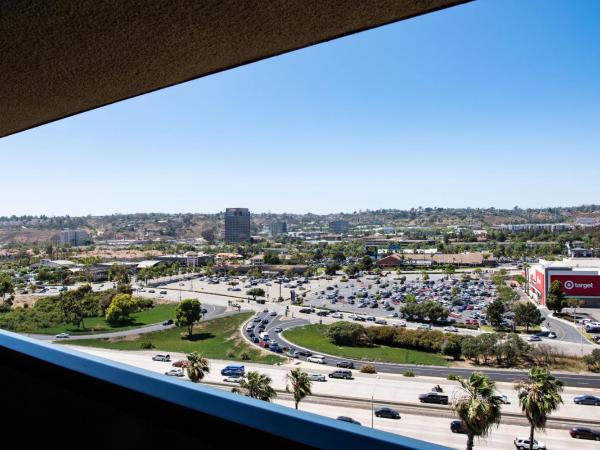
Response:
[172, 360, 189, 368]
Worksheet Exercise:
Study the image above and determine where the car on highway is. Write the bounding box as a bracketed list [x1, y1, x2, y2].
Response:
[331, 312, 343, 319]
[569, 427, 600, 440]
[273, 327, 283, 333]
[528, 335, 542, 342]
[294, 349, 313, 358]
[55, 333, 70, 339]
[159, 290, 167, 295]
[307, 355, 326, 364]
[417, 323, 432, 330]
[444, 326, 458, 333]
[270, 311, 277, 316]
[337, 416, 361, 425]
[152, 354, 171, 362]
[374, 407, 400, 419]
[308, 373, 327, 382]
[514, 437, 546, 450]
[223, 376, 243, 383]
[574, 395, 600, 406]
[162, 319, 174, 326]
[418, 392, 449, 405]
[298, 308, 313, 314]
[221, 365, 245, 377]
[172, 360, 188, 368]
[450, 420, 472, 434]
[328, 370, 353, 380]
[336, 360, 354, 369]
[164, 368, 184, 377]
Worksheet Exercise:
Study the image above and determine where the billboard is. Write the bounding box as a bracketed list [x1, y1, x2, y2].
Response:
[549, 274, 600, 297]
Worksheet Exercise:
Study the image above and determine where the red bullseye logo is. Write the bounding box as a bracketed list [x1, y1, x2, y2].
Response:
[564, 280, 574, 290]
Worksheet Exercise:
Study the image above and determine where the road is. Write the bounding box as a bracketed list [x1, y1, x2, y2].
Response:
[65, 346, 600, 450]
[243, 313, 600, 389]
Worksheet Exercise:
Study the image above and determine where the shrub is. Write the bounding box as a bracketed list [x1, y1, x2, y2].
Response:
[447, 373, 460, 381]
[226, 349, 236, 358]
[441, 339, 462, 360]
[140, 341, 155, 349]
[327, 321, 369, 346]
[240, 352, 251, 361]
[360, 364, 377, 374]
[584, 349, 600, 373]
[403, 370, 415, 377]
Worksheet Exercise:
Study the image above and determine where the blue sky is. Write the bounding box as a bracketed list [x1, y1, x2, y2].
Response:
[2, 0, 600, 216]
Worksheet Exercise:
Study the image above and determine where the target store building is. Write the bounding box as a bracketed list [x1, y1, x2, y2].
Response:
[527, 258, 600, 308]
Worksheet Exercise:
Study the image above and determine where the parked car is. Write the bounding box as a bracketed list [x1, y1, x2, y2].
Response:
[162, 319, 173, 326]
[514, 437, 546, 450]
[444, 326, 458, 333]
[337, 416, 361, 425]
[418, 392, 449, 405]
[164, 368, 184, 377]
[308, 373, 327, 382]
[574, 395, 600, 406]
[374, 407, 400, 419]
[152, 354, 171, 362]
[569, 427, 600, 440]
[55, 333, 70, 339]
[528, 335, 542, 342]
[336, 360, 354, 369]
[328, 370, 353, 380]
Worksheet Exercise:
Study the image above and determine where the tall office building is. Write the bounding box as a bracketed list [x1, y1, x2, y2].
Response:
[224, 208, 251, 243]
[270, 220, 287, 236]
[58, 229, 89, 246]
[329, 220, 349, 234]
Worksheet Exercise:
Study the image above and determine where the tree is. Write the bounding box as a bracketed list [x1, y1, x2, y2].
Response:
[359, 256, 373, 271]
[486, 299, 505, 329]
[246, 287, 265, 301]
[421, 271, 430, 282]
[514, 367, 563, 450]
[324, 263, 340, 276]
[327, 322, 368, 346]
[443, 265, 456, 279]
[286, 368, 312, 409]
[442, 339, 462, 360]
[0, 272, 15, 303]
[185, 351, 210, 382]
[452, 372, 502, 450]
[545, 280, 566, 314]
[175, 298, 202, 338]
[108, 264, 131, 284]
[513, 302, 543, 332]
[583, 349, 600, 373]
[105, 294, 139, 325]
[200, 227, 217, 243]
[233, 371, 277, 402]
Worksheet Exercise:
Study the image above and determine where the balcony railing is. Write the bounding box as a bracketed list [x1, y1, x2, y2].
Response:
[0, 329, 450, 449]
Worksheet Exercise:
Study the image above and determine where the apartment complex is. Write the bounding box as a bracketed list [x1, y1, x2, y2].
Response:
[58, 229, 89, 246]
[270, 220, 287, 236]
[329, 220, 349, 234]
[224, 208, 251, 243]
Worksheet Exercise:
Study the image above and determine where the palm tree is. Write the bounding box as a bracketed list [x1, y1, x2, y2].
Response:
[452, 372, 503, 450]
[286, 368, 312, 409]
[514, 366, 563, 450]
[185, 352, 210, 382]
[234, 371, 277, 402]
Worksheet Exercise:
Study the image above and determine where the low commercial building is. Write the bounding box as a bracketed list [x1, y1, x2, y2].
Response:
[155, 252, 212, 269]
[527, 258, 600, 308]
[58, 229, 89, 246]
[375, 252, 494, 268]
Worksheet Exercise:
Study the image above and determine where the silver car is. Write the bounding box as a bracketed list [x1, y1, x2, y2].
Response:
[309, 373, 326, 382]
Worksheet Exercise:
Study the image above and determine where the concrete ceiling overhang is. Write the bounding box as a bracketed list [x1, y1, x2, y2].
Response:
[0, 0, 471, 138]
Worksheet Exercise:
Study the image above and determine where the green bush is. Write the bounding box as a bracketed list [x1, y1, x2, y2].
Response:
[403, 369, 415, 377]
[140, 341, 155, 349]
[240, 352, 251, 361]
[327, 321, 369, 346]
[447, 373, 460, 381]
[360, 364, 377, 374]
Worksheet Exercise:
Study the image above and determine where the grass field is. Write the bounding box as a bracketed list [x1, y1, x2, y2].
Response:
[283, 324, 448, 366]
[32, 304, 177, 335]
[62, 312, 284, 364]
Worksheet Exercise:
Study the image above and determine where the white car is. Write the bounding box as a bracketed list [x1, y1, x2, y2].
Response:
[331, 313, 343, 319]
[309, 373, 327, 382]
[393, 321, 407, 328]
[55, 333, 70, 339]
[273, 327, 283, 333]
[223, 376, 243, 383]
[418, 324, 432, 330]
[307, 355, 326, 364]
[444, 326, 458, 332]
[165, 368, 184, 377]
[514, 437, 546, 450]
